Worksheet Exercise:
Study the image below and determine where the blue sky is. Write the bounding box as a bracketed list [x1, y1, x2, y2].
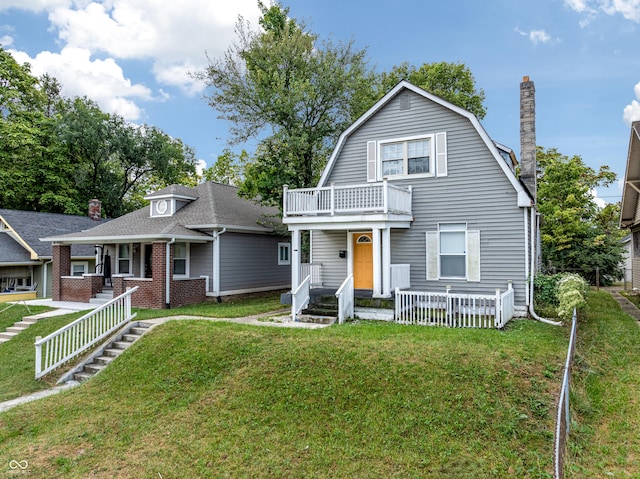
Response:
[1, 0, 639, 205]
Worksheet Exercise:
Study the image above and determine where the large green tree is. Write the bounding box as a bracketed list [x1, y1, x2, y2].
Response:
[537, 146, 623, 284]
[376, 61, 487, 119]
[0, 47, 198, 217]
[195, 1, 375, 206]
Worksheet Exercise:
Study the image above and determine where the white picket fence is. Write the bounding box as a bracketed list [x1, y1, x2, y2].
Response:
[394, 286, 515, 329]
[34, 287, 138, 379]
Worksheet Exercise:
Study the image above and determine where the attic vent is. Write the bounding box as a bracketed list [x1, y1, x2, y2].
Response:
[399, 93, 410, 111]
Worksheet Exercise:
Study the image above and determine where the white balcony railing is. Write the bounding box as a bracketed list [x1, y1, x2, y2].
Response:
[283, 181, 412, 217]
[300, 263, 322, 287]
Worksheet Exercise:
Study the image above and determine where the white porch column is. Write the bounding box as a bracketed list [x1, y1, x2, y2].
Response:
[291, 228, 301, 290]
[372, 228, 382, 297]
[382, 228, 391, 297]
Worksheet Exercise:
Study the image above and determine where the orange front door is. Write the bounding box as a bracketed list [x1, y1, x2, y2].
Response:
[353, 233, 373, 289]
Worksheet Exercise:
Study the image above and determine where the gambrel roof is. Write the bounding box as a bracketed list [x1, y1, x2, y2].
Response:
[42, 182, 281, 244]
[318, 81, 533, 207]
[620, 121, 640, 228]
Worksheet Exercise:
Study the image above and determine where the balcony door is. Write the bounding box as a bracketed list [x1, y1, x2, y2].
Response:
[353, 233, 373, 289]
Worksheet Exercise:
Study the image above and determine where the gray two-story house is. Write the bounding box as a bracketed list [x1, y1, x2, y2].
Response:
[283, 79, 539, 323]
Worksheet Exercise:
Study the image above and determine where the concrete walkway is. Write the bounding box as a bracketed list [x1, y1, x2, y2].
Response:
[0, 308, 331, 413]
[602, 287, 640, 322]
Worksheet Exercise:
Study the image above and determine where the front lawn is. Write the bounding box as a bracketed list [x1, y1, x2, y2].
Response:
[0, 315, 568, 478]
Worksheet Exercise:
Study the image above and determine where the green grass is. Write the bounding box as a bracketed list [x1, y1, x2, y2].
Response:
[0, 314, 569, 478]
[0, 292, 286, 403]
[564, 290, 640, 477]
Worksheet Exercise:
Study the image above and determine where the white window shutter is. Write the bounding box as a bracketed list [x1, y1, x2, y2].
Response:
[425, 231, 439, 280]
[435, 132, 447, 177]
[367, 141, 377, 182]
[467, 230, 480, 282]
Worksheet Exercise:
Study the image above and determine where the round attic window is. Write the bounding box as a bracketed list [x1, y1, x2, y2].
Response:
[156, 199, 168, 215]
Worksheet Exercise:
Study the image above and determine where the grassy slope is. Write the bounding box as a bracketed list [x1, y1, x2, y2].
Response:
[0, 318, 567, 479]
[565, 291, 640, 477]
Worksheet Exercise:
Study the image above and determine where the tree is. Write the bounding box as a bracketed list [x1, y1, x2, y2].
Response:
[537, 146, 623, 284]
[377, 61, 487, 119]
[195, 1, 375, 206]
[202, 149, 248, 186]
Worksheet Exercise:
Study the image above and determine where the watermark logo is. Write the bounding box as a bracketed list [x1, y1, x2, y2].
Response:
[9, 461, 28, 470]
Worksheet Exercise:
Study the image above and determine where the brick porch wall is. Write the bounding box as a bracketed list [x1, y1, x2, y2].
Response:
[59, 274, 103, 303]
[112, 242, 206, 309]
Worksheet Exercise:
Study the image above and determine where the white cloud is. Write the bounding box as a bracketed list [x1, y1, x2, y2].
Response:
[564, 0, 640, 23]
[514, 27, 558, 45]
[9, 46, 153, 121]
[0, 34, 13, 47]
[46, 0, 261, 92]
[590, 188, 607, 207]
[623, 81, 640, 125]
[3, 0, 262, 120]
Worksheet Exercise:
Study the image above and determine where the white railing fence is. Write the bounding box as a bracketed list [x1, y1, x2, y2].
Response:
[283, 181, 411, 217]
[34, 286, 139, 379]
[395, 285, 514, 329]
[291, 275, 311, 321]
[390, 264, 411, 290]
[300, 263, 322, 287]
[335, 274, 354, 325]
[554, 308, 578, 479]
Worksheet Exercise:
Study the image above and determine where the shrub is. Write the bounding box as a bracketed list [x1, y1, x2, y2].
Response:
[556, 273, 588, 320]
[534, 273, 562, 308]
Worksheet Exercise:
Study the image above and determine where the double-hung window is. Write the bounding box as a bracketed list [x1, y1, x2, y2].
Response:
[278, 243, 291, 265]
[426, 224, 480, 282]
[174, 242, 188, 276]
[381, 137, 432, 178]
[117, 244, 131, 274]
[439, 224, 467, 278]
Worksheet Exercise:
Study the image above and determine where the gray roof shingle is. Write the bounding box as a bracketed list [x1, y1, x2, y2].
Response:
[42, 182, 282, 243]
[0, 209, 109, 260]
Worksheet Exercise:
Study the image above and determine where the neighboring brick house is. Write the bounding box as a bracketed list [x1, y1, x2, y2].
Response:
[42, 182, 291, 309]
[0, 206, 107, 298]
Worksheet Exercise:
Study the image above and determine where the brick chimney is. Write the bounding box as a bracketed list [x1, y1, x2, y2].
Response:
[520, 76, 536, 202]
[88, 199, 102, 221]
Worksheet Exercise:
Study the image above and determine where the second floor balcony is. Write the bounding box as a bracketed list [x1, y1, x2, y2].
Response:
[283, 181, 412, 220]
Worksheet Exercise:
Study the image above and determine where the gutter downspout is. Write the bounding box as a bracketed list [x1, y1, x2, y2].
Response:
[212, 228, 227, 301]
[166, 238, 176, 308]
[529, 208, 563, 326]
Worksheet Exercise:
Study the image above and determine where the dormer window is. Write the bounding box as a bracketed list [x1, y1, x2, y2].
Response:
[152, 199, 172, 217]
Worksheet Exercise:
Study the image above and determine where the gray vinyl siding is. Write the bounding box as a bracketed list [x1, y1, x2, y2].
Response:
[219, 233, 291, 291]
[189, 242, 213, 287]
[324, 90, 529, 304]
[310, 230, 348, 287]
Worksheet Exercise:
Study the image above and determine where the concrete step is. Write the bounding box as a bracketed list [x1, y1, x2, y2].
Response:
[94, 292, 114, 300]
[0, 331, 18, 340]
[130, 326, 149, 335]
[84, 363, 106, 374]
[94, 355, 115, 365]
[6, 325, 29, 333]
[73, 371, 94, 382]
[122, 333, 142, 342]
[104, 347, 124, 357]
[112, 340, 134, 350]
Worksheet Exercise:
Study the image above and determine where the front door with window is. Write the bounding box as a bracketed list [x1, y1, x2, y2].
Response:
[353, 233, 373, 289]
